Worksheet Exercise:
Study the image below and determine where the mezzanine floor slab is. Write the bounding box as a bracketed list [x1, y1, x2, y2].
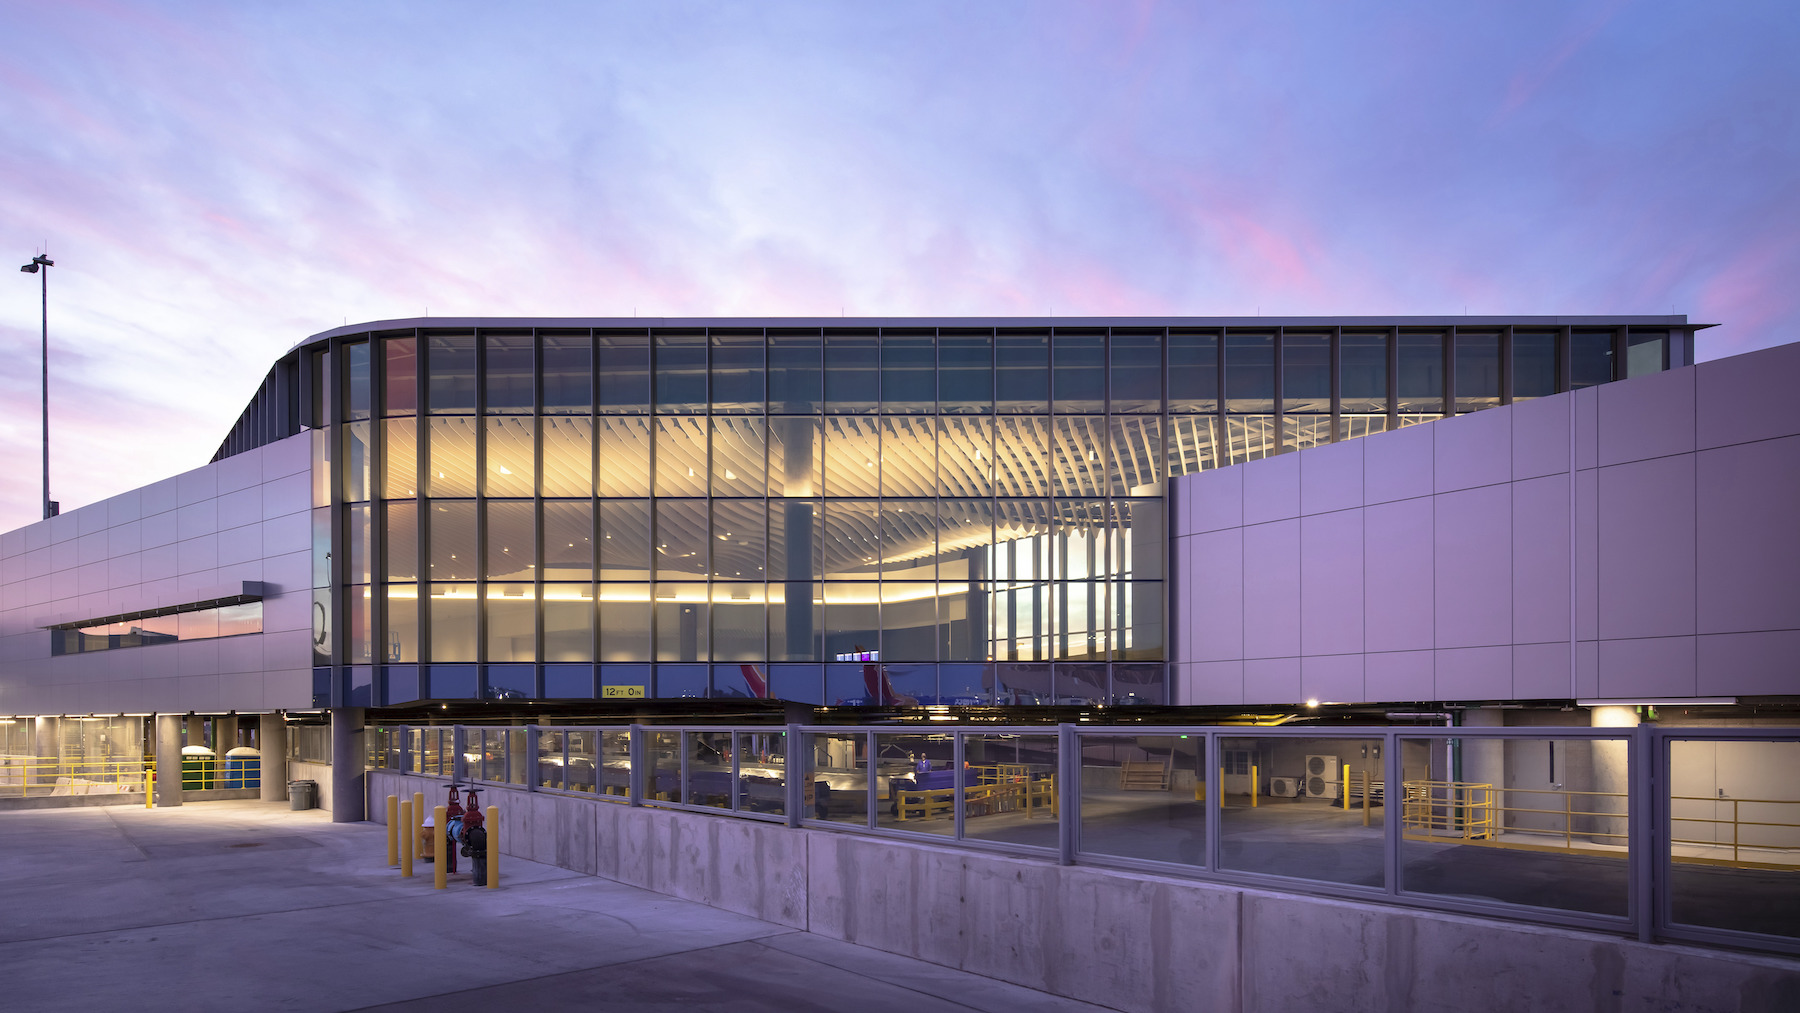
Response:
[0, 800, 1112, 1013]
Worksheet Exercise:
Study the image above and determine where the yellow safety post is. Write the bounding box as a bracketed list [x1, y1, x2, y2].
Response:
[400, 799, 414, 878]
[433, 805, 447, 889]
[486, 806, 499, 888]
[386, 795, 399, 867]
[1251, 764, 1258, 807]
[1343, 763, 1351, 812]
[143, 767, 153, 809]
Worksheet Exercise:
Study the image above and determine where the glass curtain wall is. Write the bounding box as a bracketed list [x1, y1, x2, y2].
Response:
[319, 322, 1633, 706]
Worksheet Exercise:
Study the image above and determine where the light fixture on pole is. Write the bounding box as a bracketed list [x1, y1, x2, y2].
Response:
[19, 253, 55, 519]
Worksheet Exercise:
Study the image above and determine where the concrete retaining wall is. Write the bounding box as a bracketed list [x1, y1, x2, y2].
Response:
[366, 771, 1800, 1013]
[289, 760, 330, 811]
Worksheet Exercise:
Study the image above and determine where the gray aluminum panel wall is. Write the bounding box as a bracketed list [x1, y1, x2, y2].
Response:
[1170, 341, 1800, 706]
[0, 433, 314, 714]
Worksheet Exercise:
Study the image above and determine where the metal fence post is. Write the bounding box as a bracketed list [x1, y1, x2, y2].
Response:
[1203, 730, 1220, 871]
[628, 725, 644, 807]
[526, 726, 538, 793]
[1631, 723, 1655, 943]
[953, 730, 966, 841]
[1058, 724, 1076, 866]
[785, 724, 803, 827]
[1384, 728, 1402, 896]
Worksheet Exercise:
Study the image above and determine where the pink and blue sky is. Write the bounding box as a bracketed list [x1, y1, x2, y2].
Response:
[2, 1, 1797, 532]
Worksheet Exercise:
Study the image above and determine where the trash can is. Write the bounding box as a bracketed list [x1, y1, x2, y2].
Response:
[181, 745, 217, 789]
[288, 779, 317, 810]
[223, 746, 261, 789]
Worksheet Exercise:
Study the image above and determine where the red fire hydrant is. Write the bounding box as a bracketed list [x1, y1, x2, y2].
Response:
[461, 786, 489, 887]
[443, 786, 466, 875]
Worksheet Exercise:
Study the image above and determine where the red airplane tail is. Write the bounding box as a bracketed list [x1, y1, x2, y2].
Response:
[740, 664, 768, 699]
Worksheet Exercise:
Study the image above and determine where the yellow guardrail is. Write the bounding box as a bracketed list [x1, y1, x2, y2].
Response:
[893, 765, 1058, 822]
[0, 758, 154, 801]
[1670, 796, 1800, 870]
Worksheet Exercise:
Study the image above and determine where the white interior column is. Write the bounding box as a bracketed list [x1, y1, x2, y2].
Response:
[1588, 705, 1638, 846]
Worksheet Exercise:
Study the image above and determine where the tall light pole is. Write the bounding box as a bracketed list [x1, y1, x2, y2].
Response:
[19, 253, 54, 519]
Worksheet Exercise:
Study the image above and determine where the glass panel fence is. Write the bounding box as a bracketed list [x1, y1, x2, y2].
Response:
[598, 729, 631, 799]
[408, 728, 423, 773]
[960, 732, 1059, 851]
[1668, 737, 1800, 940]
[1078, 732, 1206, 867]
[1399, 735, 1629, 919]
[646, 731, 681, 802]
[507, 729, 528, 786]
[566, 730, 597, 793]
[1218, 735, 1385, 888]
[684, 730, 735, 809]
[736, 730, 786, 817]
[805, 732, 869, 825]
[481, 729, 506, 782]
[875, 732, 956, 837]
[536, 730, 565, 791]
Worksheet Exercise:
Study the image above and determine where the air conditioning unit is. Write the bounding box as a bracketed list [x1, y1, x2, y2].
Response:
[1269, 776, 1299, 798]
[1304, 755, 1341, 799]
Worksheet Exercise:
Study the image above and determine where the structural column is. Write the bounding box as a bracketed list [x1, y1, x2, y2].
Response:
[1589, 705, 1638, 845]
[154, 714, 182, 807]
[1459, 708, 1506, 834]
[329, 707, 365, 822]
[259, 712, 288, 803]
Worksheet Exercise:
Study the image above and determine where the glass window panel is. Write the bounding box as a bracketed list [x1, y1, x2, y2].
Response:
[382, 418, 416, 498]
[486, 584, 536, 662]
[597, 330, 650, 412]
[1512, 331, 1557, 400]
[768, 416, 822, 497]
[426, 333, 476, 413]
[657, 664, 709, 698]
[1338, 412, 1391, 441]
[1283, 333, 1331, 412]
[685, 729, 735, 807]
[939, 328, 992, 413]
[1222, 415, 1277, 465]
[1167, 414, 1221, 477]
[216, 602, 262, 638]
[768, 583, 823, 662]
[961, 733, 1060, 849]
[596, 416, 651, 497]
[881, 582, 937, 661]
[936, 417, 992, 497]
[600, 499, 650, 580]
[1403, 735, 1632, 918]
[826, 662, 876, 706]
[1112, 663, 1166, 705]
[712, 499, 765, 582]
[1078, 732, 1203, 863]
[822, 500, 880, 580]
[1455, 332, 1502, 413]
[711, 330, 765, 412]
[385, 585, 418, 663]
[179, 607, 218, 641]
[540, 330, 592, 413]
[806, 732, 869, 824]
[543, 583, 593, 662]
[938, 664, 990, 704]
[1107, 329, 1162, 412]
[769, 663, 822, 702]
[1398, 331, 1445, 413]
[348, 503, 372, 585]
[654, 331, 707, 412]
[1571, 331, 1614, 389]
[1225, 332, 1274, 413]
[1168, 330, 1219, 413]
[767, 329, 822, 413]
[1340, 331, 1388, 413]
[1052, 330, 1106, 412]
[711, 584, 765, 661]
[996, 330, 1049, 411]
[875, 730, 954, 834]
[313, 507, 332, 588]
[654, 585, 708, 662]
[1627, 330, 1667, 378]
[880, 329, 935, 413]
[1108, 416, 1161, 496]
[540, 416, 593, 497]
[823, 583, 880, 662]
[1052, 500, 1106, 582]
[654, 499, 709, 580]
[598, 587, 651, 661]
[484, 416, 536, 497]
[1056, 580, 1106, 660]
[485, 500, 535, 581]
[542, 500, 593, 582]
[1056, 662, 1107, 703]
[878, 417, 934, 497]
[821, 416, 881, 497]
[484, 332, 534, 412]
[601, 663, 651, 702]
[384, 336, 417, 416]
[428, 500, 477, 581]
[312, 427, 331, 508]
[345, 341, 371, 421]
[993, 416, 1052, 498]
[1667, 738, 1800, 939]
[537, 729, 566, 789]
[428, 584, 478, 662]
[426, 416, 478, 497]
[1051, 416, 1107, 497]
[1115, 580, 1163, 660]
[769, 499, 821, 583]
[736, 729, 786, 814]
[1288, 415, 1332, 452]
[342, 421, 371, 503]
[654, 417, 708, 496]
[824, 330, 878, 412]
[543, 663, 593, 699]
[711, 417, 766, 496]
[1219, 736, 1385, 887]
[880, 500, 936, 579]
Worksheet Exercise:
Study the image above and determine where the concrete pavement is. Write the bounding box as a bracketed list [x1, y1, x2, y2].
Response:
[0, 800, 1111, 1012]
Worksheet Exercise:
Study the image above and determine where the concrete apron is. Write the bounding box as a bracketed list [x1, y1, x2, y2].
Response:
[367, 771, 1800, 1013]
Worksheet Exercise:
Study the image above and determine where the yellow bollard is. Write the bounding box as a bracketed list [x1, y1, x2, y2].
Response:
[1343, 763, 1351, 813]
[433, 806, 448, 889]
[1251, 764, 1258, 808]
[400, 800, 414, 878]
[387, 795, 399, 867]
[486, 806, 499, 889]
[144, 767, 153, 809]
